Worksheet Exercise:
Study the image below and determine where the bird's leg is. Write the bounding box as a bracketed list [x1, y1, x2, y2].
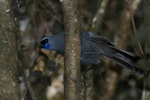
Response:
[81, 61, 101, 79]
[83, 52, 104, 55]
[81, 65, 89, 79]
[87, 64, 100, 71]
[143, 71, 150, 78]
[87, 60, 101, 70]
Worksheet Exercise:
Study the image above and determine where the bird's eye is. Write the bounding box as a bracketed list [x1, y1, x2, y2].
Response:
[45, 39, 48, 42]
[41, 39, 48, 44]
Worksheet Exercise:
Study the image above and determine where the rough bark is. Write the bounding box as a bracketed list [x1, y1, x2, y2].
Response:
[0, 0, 20, 99]
[62, 0, 83, 100]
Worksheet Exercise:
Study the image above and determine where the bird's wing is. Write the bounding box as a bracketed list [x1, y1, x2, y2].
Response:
[82, 32, 146, 75]
[88, 32, 115, 46]
[81, 32, 104, 64]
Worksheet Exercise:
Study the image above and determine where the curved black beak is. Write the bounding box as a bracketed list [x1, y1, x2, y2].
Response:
[39, 43, 44, 48]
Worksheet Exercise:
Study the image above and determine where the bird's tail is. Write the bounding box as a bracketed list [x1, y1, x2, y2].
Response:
[107, 46, 147, 76]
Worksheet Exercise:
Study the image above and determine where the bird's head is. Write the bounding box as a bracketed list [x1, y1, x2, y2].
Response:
[40, 33, 65, 53]
[40, 36, 53, 50]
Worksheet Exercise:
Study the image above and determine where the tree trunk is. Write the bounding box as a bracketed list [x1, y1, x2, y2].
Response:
[62, 0, 83, 100]
[0, 0, 20, 100]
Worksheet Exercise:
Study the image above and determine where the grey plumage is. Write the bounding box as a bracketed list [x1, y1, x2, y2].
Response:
[40, 31, 147, 75]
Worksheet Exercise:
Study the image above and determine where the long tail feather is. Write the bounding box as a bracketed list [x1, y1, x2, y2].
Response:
[109, 46, 140, 62]
[107, 47, 147, 76]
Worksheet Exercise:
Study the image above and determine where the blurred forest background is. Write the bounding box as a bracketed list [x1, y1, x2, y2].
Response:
[0, 0, 150, 100]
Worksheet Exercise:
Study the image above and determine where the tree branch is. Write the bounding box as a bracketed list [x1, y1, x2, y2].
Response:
[90, 0, 109, 33]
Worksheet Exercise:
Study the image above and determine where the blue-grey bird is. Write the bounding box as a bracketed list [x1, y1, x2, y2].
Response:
[40, 31, 148, 76]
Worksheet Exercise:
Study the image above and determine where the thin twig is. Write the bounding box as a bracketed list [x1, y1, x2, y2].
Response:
[131, 16, 144, 55]
[90, 0, 109, 32]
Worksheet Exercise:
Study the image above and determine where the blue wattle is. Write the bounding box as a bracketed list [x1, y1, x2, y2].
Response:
[45, 42, 51, 49]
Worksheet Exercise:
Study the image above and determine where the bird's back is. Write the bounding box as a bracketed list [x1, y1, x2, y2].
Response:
[81, 31, 109, 64]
